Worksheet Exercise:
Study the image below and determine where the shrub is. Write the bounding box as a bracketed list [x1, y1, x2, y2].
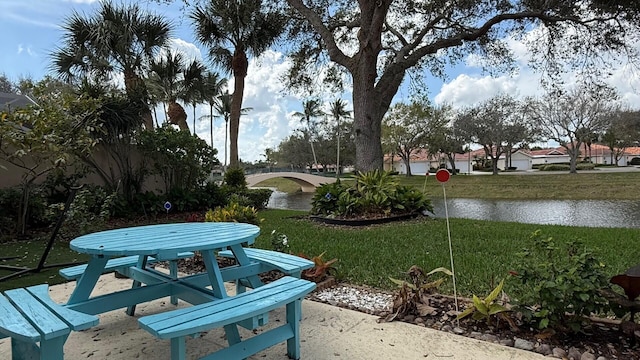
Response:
[240, 188, 273, 210]
[56, 186, 116, 237]
[310, 170, 432, 218]
[311, 182, 350, 216]
[576, 163, 595, 170]
[539, 164, 570, 171]
[204, 203, 261, 225]
[629, 157, 640, 165]
[138, 124, 219, 193]
[511, 230, 610, 332]
[224, 167, 247, 190]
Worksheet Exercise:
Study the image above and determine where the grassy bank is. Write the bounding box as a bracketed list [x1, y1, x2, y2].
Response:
[256, 171, 640, 200]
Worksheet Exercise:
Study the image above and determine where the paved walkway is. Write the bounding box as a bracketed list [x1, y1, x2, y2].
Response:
[0, 274, 544, 360]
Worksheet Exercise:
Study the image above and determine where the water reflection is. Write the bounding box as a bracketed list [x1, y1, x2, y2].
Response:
[265, 190, 640, 229]
[434, 199, 640, 228]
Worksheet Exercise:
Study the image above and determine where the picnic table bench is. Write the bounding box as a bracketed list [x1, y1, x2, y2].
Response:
[138, 276, 315, 360]
[0, 284, 99, 360]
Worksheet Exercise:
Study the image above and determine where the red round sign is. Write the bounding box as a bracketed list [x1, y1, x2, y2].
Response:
[435, 169, 451, 183]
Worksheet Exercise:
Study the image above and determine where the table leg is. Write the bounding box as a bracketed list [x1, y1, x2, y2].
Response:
[201, 250, 226, 298]
[228, 244, 263, 289]
[126, 255, 148, 316]
[67, 256, 109, 305]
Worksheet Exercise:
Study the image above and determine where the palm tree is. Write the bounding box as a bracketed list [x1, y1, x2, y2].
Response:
[148, 50, 189, 131]
[191, 0, 286, 168]
[182, 60, 206, 136]
[293, 99, 323, 173]
[329, 99, 351, 177]
[51, 1, 171, 131]
[200, 71, 227, 146]
[214, 91, 252, 170]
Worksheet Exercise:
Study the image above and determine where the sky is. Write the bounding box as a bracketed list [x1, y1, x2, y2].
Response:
[2, 0, 640, 162]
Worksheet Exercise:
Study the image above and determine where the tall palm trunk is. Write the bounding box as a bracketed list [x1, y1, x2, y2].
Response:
[209, 104, 214, 147]
[229, 49, 248, 168]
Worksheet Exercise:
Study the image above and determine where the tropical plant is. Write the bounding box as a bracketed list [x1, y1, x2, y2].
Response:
[456, 279, 511, 326]
[301, 252, 338, 282]
[204, 202, 260, 225]
[181, 59, 206, 135]
[310, 170, 433, 218]
[147, 51, 190, 131]
[191, 0, 286, 168]
[385, 265, 452, 322]
[51, 1, 171, 130]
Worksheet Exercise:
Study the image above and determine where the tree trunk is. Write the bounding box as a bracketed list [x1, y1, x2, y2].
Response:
[168, 102, 189, 131]
[402, 156, 412, 176]
[230, 49, 248, 168]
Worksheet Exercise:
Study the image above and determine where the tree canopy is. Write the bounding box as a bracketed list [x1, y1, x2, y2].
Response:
[278, 0, 640, 171]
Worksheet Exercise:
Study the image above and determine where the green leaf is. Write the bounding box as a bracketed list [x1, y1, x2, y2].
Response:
[456, 306, 476, 320]
[426, 267, 453, 276]
[539, 318, 549, 329]
[488, 304, 509, 315]
[485, 279, 504, 304]
[473, 295, 489, 315]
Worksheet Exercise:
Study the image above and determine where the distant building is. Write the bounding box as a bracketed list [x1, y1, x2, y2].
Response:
[0, 92, 37, 112]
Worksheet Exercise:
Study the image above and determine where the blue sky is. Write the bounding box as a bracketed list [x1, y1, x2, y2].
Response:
[2, 0, 640, 162]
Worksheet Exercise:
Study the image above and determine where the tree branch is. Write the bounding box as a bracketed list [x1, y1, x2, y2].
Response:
[285, 0, 352, 69]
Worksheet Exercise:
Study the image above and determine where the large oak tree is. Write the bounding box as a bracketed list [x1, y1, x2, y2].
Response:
[279, 0, 640, 171]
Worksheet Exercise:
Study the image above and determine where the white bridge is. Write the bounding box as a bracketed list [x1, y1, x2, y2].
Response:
[246, 172, 336, 192]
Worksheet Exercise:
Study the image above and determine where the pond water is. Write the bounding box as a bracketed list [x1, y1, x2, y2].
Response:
[265, 190, 640, 229]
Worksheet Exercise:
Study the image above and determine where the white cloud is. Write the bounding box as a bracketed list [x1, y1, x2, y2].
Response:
[435, 27, 640, 110]
[166, 38, 204, 63]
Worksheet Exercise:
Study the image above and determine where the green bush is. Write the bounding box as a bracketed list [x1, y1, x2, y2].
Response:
[539, 164, 570, 171]
[576, 163, 595, 170]
[138, 124, 219, 194]
[512, 230, 610, 332]
[311, 182, 350, 216]
[224, 167, 247, 190]
[56, 186, 116, 237]
[204, 203, 260, 225]
[241, 188, 273, 210]
[310, 170, 433, 218]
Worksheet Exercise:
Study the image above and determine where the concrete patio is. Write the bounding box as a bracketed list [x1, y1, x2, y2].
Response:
[0, 274, 544, 359]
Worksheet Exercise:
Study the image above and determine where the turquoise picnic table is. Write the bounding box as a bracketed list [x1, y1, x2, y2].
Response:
[65, 222, 264, 315]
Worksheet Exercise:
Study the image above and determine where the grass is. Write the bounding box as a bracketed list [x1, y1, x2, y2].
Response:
[254, 210, 640, 297]
[257, 171, 640, 200]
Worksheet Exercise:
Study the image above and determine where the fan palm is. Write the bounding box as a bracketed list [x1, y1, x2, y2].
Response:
[200, 72, 227, 147]
[182, 60, 206, 136]
[214, 91, 252, 170]
[51, 1, 171, 131]
[329, 99, 352, 177]
[191, 0, 286, 168]
[293, 99, 323, 172]
[148, 50, 189, 131]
